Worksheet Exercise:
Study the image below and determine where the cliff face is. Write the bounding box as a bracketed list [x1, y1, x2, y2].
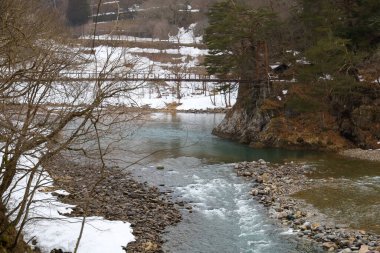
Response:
[213, 82, 380, 151]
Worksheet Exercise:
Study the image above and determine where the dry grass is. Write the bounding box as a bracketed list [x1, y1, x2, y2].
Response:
[261, 98, 283, 110]
[131, 52, 183, 64]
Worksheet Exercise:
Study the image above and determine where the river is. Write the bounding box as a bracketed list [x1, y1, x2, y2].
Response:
[110, 112, 379, 253]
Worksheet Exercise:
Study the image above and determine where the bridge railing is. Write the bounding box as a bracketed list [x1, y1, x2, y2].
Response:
[1, 71, 262, 83]
[59, 72, 225, 81]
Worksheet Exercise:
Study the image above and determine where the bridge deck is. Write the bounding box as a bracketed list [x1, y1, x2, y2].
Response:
[57, 73, 258, 83]
[3, 72, 268, 83]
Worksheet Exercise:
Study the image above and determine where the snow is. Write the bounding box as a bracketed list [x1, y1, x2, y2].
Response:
[126, 46, 208, 57]
[169, 24, 203, 44]
[103, 1, 119, 4]
[270, 64, 280, 69]
[52, 43, 235, 110]
[123, 85, 237, 110]
[166, 46, 207, 56]
[1, 152, 134, 253]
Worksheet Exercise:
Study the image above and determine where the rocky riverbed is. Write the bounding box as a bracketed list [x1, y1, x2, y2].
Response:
[340, 149, 380, 162]
[234, 160, 380, 253]
[44, 155, 182, 253]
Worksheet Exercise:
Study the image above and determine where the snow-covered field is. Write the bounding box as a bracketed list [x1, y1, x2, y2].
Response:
[53, 36, 238, 110]
[50, 44, 237, 109]
[75, 25, 238, 110]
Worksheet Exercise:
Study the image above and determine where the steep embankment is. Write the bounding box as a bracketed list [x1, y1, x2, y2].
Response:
[213, 81, 380, 151]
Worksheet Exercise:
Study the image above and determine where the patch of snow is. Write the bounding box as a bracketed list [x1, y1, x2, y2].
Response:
[270, 65, 280, 69]
[1, 152, 134, 253]
[103, 1, 119, 5]
[282, 90, 288, 95]
[53, 189, 70, 196]
[165, 47, 208, 56]
[296, 59, 311, 65]
[286, 50, 300, 56]
[319, 74, 333, 80]
[169, 24, 203, 44]
[277, 96, 282, 101]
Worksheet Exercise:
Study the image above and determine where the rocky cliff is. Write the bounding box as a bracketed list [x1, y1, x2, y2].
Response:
[213, 82, 380, 151]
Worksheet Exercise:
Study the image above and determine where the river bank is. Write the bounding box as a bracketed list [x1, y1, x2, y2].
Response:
[234, 159, 380, 253]
[35, 110, 378, 252]
[340, 149, 380, 162]
[43, 154, 182, 253]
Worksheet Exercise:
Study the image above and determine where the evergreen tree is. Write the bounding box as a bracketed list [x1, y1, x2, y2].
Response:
[66, 0, 91, 26]
[203, 0, 278, 80]
[334, 0, 380, 50]
[296, 0, 379, 83]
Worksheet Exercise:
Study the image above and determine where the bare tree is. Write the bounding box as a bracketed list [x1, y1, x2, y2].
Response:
[0, 0, 144, 250]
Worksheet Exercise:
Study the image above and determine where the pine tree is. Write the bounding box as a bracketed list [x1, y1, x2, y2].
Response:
[296, 0, 379, 83]
[66, 0, 91, 26]
[334, 0, 380, 50]
[203, 0, 278, 80]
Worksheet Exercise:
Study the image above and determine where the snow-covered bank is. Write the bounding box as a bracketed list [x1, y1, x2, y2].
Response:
[1, 152, 134, 253]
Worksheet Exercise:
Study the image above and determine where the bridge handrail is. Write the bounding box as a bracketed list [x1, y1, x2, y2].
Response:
[58, 71, 244, 81]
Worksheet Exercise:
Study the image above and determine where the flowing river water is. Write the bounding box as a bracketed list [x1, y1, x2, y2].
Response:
[109, 112, 379, 253]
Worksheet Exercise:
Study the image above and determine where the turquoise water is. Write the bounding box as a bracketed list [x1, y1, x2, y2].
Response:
[111, 112, 379, 252]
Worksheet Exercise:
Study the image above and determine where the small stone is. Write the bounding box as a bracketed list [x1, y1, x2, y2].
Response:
[276, 211, 287, 219]
[303, 230, 312, 235]
[250, 189, 259, 196]
[142, 241, 158, 251]
[327, 234, 337, 241]
[358, 245, 369, 253]
[295, 210, 302, 218]
[243, 171, 252, 177]
[311, 223, 320, 231]
[262, 173, 270, 183]
[338, 249, 352, 253]
[303, 221, 311, 229]
[340, 240, 352, 247]
[286, 214, 295, 221]
[313, 233, 325, 240]
[323, 242, 337, 250]
[258, 159, 266, 164]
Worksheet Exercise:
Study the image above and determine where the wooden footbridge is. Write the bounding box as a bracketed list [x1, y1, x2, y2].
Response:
[54, 72, 264, 84]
